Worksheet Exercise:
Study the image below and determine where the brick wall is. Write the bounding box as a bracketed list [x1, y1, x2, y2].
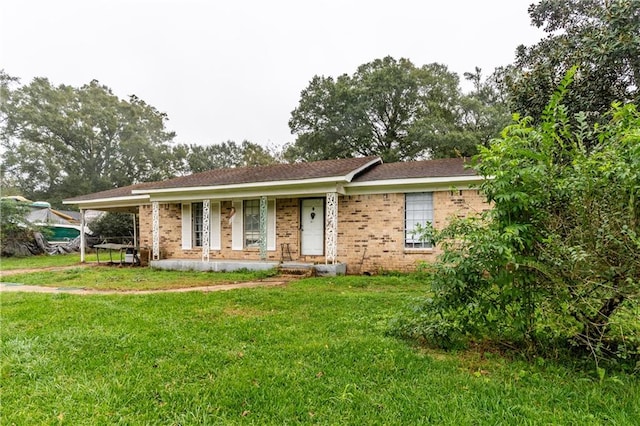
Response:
[139, 203, 182, 258]
[138, 189, 489, 272]
[337, 190, 489, 273]
[140, 199, 304, 262]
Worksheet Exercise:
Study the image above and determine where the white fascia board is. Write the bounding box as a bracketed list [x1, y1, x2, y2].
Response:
[344, 175, 484, 195]
[132, 175, 354, 196]
[346, 175, 483, 188]
[147, 183, 346, 203]
[62, 195, 150, 209]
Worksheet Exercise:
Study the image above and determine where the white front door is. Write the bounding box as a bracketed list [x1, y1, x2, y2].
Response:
[301, 198, 324, 255]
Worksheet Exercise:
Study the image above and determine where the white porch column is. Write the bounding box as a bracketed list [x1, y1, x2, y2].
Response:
[202, 199, 210, 261]
[259, 196, 268, 260]
[132, 213, 137, 247]
[80, 209, 86, 263]
[152, 201, 160, 260]
[325, 192, 338, 265]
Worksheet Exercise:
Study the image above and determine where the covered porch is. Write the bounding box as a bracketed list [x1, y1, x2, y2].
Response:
[73, 195, 345, 275]
[144, 194, 340, 264]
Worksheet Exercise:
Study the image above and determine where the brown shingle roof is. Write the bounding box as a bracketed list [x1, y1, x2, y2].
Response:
[352, 157, 476, 182]
[64, 156, 382, 202]
[64, 157, 478, 204]
[142, 156, 381, 190]
[64, 181, 162, 202]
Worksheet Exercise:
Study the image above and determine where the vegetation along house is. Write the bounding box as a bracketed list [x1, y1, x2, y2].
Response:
[64, 156, 489, 274]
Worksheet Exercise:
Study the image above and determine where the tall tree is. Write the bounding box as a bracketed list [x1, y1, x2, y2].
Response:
[0, 75, 177, 206]
[240, 140, 278, 167]
[433, 67, 512, 158]
[179, 141, 244, 173]
[506, 0, 640, 126]
[174, 140, 278, 174]
[286, 57, 465, 162]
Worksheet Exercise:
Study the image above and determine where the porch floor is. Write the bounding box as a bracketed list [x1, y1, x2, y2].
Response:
[149, 259, 346, 276]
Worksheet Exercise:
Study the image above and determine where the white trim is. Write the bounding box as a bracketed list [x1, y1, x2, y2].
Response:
[132, 175, 367, 196]
[344, 176, 483, 195]
[202, 200, 210, 261]
[210, 201, 221, 250]
[325, 193, 338, 264]
[152, 202, 160, 260]
[231, 201, 243, 251]
[62, 195, 149, 206]
[267, 199, 276, 251]
[346, 175, 482, 188]
[137, 176, 483, 203]
[181, 203, 192, 249]
[147, 184, 344, 203]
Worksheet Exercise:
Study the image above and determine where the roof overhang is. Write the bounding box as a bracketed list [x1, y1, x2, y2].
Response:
[62, 194, 150, 210]
[344, 175, 484, 195]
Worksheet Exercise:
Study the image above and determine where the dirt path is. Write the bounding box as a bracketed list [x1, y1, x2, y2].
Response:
[0, 279, 290, 295]
[0, 264, 92, 277]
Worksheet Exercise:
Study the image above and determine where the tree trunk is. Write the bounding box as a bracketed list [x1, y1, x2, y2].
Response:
[578, 293, 626, 346]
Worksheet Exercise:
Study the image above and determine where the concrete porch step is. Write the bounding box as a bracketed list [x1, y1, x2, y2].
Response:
[278, 262, 316, 277]
[278, 268, 316, 277]
[279, 262, 346, 277]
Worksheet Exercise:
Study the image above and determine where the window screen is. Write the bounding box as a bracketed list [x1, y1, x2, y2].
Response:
[244, 199, 260, 247]
[405, 192, 433, 249]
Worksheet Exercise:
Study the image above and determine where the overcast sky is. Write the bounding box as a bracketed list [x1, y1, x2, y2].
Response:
[1, 0, 545, 148]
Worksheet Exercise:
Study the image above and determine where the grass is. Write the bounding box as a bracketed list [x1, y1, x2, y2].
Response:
[1, 266, 279, 290]
[0, 253, 99, 270]
[2, 275, 639, 425]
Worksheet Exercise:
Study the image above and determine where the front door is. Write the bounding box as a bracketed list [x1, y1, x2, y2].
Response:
[301, 198, 324, 255]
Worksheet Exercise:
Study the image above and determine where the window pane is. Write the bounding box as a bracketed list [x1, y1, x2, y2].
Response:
[405, 193, 433, 248]
[244, 200, 260, 247]
[192, 202, 204, 247]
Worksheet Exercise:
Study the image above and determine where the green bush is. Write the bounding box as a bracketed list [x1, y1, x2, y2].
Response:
[89, 212, 134, 242]
[0, 199, 32, 242]
[395, 69, 640, 366]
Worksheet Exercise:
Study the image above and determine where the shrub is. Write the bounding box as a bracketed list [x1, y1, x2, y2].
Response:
[89, 212, 134, 242]
[0, 198, 32, 242]
[396, 69, 640, 365]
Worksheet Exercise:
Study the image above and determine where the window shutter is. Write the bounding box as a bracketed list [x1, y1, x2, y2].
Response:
[267, 199, 276, 251]
[231, 201, 243, 251]
[210, 201, 221, 250]
[181, 203, 192, 249]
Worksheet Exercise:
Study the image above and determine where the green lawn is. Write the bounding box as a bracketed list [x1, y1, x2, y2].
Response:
[0, 253, 99, 270]
[2, 275, 638, 425]
[1, 265, 278, 291]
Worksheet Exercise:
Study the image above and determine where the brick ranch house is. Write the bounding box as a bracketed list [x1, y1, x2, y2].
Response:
[63, 156, 489, 274]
